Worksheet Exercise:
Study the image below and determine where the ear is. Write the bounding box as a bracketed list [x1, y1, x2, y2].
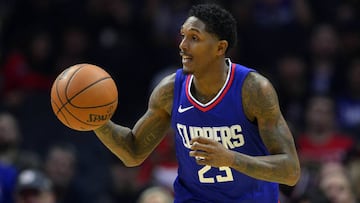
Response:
[216, 40, 228, 56]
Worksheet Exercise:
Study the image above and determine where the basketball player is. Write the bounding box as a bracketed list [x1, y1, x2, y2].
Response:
[94, 4, 300, 202]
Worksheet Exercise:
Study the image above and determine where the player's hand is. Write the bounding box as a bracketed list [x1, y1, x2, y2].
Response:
[189, 136, 235, 168]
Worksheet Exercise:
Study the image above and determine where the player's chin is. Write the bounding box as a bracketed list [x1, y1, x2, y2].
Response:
[182, 65, 194, 75]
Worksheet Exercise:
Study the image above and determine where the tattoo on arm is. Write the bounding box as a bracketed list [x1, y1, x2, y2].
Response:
[96, 122, 135, 156]
[93, 73, 175, 166]
[236, 72, 300, 185]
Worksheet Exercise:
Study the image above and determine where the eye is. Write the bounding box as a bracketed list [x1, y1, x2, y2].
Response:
[192, 35, 199, 41]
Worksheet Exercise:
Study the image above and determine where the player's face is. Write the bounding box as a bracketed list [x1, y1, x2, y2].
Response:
[179, 16, 221, 74]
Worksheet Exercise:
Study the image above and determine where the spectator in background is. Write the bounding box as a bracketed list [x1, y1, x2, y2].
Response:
[97, 157, 143, 203]
[292, 95, 355, 202]
[292, 162, 358, 203]
[241, 0, 312, 70]
[0, 111, 42, 203]
[137, 186, 174, 203]
[273, 54, 309, 135]
[44, 143, 89, 203]
[336, 2, 360, 60]
[297, 95, 354, 166]
[0, 111, 21, 165]
[0, 111, 41, 170]
[307, 24, 343, 96]
[14, 169, 56, 203]
[1, 29, 55, 110]
[317, 162, 358, 203]
[347, 159, 360, 201]
[336, 58, 360, 136]
[54, 25, 90, 74]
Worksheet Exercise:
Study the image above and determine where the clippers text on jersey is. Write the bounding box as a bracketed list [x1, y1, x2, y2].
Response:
[176, 123, 245, 149]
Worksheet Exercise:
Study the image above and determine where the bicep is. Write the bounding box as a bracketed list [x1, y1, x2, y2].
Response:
[243, 73, 294, 154]
[131, 74, 174, 158]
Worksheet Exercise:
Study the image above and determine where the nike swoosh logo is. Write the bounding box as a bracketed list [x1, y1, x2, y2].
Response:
[178, 105, 194, 113]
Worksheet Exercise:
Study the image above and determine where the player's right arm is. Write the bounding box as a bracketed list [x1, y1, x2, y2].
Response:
[93, 73, 175, 167]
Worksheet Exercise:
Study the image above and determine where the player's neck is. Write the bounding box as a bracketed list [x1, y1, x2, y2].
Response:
[191, 60, 229, 103]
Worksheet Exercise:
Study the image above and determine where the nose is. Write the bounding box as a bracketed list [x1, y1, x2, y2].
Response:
[179, 37, 188, 52]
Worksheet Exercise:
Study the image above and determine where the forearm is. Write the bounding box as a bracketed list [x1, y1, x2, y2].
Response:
[230, 152, 300, 186]
[94, 121, 141, 167]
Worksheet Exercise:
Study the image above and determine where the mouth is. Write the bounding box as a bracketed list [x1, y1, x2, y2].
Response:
[179, 51, 193, 64]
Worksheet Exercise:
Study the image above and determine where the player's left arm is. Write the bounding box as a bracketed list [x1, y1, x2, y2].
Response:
[190, 72, 300, 186]
[237, 71, 300, 185]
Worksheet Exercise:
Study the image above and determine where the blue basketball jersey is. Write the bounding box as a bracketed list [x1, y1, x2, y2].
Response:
[171, 60, 279, 203]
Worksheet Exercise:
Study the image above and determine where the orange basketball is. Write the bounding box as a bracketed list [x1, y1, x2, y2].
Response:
[50, 63, 118, 131]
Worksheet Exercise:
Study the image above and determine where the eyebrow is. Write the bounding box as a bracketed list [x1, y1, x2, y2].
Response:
[180, 27, 201, 34]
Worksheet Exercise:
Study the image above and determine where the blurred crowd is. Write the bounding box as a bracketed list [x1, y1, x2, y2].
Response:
[0, 0, 359, 203]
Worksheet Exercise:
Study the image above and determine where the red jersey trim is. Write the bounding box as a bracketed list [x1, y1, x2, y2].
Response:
[185, 63, 236, 112]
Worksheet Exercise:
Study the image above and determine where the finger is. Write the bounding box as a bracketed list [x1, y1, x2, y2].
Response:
[195, 156, 205, 161]
[189, 150, 207, 158]
[195, 158, 207, 165]
[190, 136, 213, 144]
[190, 141, 210, 151]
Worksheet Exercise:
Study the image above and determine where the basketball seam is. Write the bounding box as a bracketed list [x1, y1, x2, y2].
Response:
[54, 65, 85, 129]
[51, 98, 71, 127]
[56, 65, 85, 115]
[53, 64, 117, 130]
[66, 77, 117, 108]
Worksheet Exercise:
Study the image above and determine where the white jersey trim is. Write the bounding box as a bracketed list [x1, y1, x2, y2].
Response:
[187, 58, 232, 107]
